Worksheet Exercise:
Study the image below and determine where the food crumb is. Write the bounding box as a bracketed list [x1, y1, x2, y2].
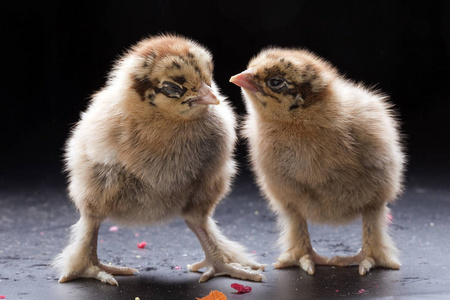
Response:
[196, 290, 226, 300]
[358, 289, 366, 294]
[174, 266, 182, 270]
[0, 296, 5, 299]
[137, 241, 147, 249]
[135, 297, 140, 300]
[387, 213, 393, 222]
[135, 233, 139, 237]
[231, 283, 252, 294]
[109, 226, 119, 232]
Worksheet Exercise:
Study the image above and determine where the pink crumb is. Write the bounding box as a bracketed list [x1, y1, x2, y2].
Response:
[174, 266, 182, 270]
[109, 226, 119, 232]
[335, 290, 339, 292]
[40, 231, 45, 236]
[252, 250, 256, 253]
[231, 283, 252, 294]
[358, 289, 366, 294]
[135, 233, 139, 237]
[0, 296, 6, 299]
[387, 213, 393, 222]
[137, 241, 147, 249]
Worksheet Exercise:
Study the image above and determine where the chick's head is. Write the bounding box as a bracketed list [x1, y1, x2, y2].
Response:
[230, 48, 336, 121]
[118, 34, 219, 120]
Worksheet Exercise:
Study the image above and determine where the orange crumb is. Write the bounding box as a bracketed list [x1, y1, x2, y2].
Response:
[196, 290, 227, 300]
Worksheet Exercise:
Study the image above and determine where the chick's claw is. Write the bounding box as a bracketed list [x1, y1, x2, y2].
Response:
[359, 258, 375, 276]
[187, 259, 207, 272]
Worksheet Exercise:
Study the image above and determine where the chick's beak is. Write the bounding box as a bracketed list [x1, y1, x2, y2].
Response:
[190, 82, 220, 105]
[230, 68, 259, 92]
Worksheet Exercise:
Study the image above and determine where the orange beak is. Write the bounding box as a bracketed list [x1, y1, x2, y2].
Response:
[229, 68, 259, 92]
[189, 82, 220, 106]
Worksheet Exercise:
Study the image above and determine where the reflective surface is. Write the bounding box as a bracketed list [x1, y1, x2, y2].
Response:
[1, 167, 449, 299]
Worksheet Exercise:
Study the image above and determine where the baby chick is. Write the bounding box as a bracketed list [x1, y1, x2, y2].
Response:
[52, 34, 264, 286]
[230, 48, 405, 276]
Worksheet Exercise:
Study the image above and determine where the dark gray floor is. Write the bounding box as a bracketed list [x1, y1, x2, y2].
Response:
[1, 166, 449, 300]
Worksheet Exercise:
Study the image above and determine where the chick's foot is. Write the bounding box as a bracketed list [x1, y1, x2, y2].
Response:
[58, 262, 139, 286]
[186, 218, 265, 282]
[274, 248, 330, 275]
[53, 217, 139, 286]
[327, 248, 400, 275]
[324, 205, 400, 275]
[188, 258, 264, 283]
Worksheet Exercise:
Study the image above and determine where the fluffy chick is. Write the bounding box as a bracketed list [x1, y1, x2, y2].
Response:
[52, 34, 264, 285]
[230, 48, 405, 276]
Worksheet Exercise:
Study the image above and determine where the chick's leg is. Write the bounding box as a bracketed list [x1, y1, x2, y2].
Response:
[185, 217, 265, 283]
[328, 205, 400, 275]
[52, 215, 138, 286]
[358, 205, 401, 275]
[273, 211, 329, 275]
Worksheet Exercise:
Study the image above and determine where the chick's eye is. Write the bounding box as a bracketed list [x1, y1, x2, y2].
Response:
[267, 77, 287, 91]
[162, 81, 184, 97]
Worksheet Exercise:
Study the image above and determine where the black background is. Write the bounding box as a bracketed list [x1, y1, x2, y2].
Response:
[2, 0, 449, 183]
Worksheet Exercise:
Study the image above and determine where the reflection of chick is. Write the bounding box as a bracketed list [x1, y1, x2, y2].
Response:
[52, 34, 264, 286]
[231, 48, 405, 276]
